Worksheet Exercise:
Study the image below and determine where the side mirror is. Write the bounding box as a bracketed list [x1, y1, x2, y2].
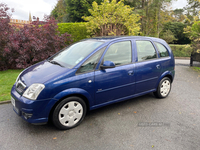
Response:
[100, 61, 115, 69]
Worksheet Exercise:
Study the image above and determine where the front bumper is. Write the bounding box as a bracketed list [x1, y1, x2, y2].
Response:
[11, 85, 57, 124]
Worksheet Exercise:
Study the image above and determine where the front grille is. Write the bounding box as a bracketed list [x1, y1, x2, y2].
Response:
[16, 80, 26, 94]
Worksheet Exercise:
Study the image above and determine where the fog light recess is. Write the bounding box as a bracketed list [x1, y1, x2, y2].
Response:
[22, 112, 33, 119]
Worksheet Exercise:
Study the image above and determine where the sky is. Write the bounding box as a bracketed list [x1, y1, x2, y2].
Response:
[1, 0, 58, 21]
[1, 0, 188, 21]
[172, 0, 188, 9]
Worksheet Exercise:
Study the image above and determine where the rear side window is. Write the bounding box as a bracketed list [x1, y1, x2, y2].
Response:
[136, 41, 157, 62]
[154, 42, 169, 57]
[104, 41, 132, 66]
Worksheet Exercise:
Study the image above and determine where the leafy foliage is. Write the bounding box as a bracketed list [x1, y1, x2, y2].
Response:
[4, 16, 72, 69]
[0, 3, 73, 71]
[123, 0, 174, 37]
[161, 22, 191, 44]
[173, 9, 185, 22]
[51, 0, 67, 23]
[184, 21, 200, 54]
[0, 3, 14, 71]
[64, 0, 102, 22]
[58, 22, 90, 42]
[82, 0, 141, 36]
[169, 44, 193, 57]
[160, 30, 177, 44]
[185, 0, 200, 21]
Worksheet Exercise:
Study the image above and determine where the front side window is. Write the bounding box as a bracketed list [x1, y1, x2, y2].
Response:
[77, 47, 105, 74]
[49, 40, 104, 68]
[136, 41, 157, 62]
[103, 41, 132, 66]
[154, 42, 169, 57]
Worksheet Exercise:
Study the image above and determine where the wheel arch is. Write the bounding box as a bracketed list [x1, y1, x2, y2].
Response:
[48, 88, 92, 122]
[155, 71, 174, 89]
[164, 74, 173, 83]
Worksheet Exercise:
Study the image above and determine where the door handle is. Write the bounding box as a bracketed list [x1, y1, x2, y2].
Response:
[128, 71, 134, 76]
[156, 64, 161, 69]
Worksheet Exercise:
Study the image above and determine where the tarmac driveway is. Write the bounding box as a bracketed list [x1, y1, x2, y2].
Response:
[0, 59, 200, 150]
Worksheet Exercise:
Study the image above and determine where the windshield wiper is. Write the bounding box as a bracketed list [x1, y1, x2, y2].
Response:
[49, 60, 64, 67]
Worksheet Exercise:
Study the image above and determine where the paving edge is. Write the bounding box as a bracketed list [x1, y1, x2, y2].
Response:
[175, 57, 190, 60]
[0, 100, 11, 105]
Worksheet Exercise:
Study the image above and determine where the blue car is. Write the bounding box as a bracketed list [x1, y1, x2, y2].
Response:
[11, 36, 175, 130]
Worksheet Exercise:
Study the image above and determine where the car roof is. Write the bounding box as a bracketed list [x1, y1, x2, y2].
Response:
[85, 36, 166, 44]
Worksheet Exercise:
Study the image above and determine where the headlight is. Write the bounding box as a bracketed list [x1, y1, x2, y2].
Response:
[23, 84, 45, 100]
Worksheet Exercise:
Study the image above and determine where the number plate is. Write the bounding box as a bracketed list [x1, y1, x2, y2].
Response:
[13, 106, 19, 114]
[11, 97, 15, 107]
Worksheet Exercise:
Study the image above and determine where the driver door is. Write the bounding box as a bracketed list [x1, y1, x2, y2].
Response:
[94, 40, 135, 106]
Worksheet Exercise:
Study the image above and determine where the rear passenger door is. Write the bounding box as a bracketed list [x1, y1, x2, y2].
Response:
[134, 40, 161, 94]
[154, 42, 172, 73]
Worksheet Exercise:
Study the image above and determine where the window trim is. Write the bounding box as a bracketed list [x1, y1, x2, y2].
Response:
[135, 40, 159, 62]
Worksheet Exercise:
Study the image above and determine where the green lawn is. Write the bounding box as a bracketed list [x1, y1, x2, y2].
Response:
[193, 67, 200, 72]
[0, 69, 23, 102]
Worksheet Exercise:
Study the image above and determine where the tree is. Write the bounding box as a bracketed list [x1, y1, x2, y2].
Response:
[184, 21, 200, 53]
[82, 0, 141, 36]
[51, 0, 67, 22]
[184, 0, 200, 22]
[126, 0, 174, 37]
[51, 0, 103, 22]
[161, 22, 191, 44]
[173, 9, 185, 22]
[64, 0, 102, 22]
[160, 30, 177, 44]
[0, 3, 14, 70]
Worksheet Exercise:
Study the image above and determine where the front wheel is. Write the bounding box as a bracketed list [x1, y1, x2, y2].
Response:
[154, 77, 171, 98]
[52, 97, 86, 130]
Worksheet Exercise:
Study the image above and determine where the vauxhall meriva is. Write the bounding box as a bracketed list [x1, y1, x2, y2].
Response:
[11, 36, 175, 130]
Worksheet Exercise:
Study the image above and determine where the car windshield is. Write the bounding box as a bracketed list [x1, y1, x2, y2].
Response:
[49, 40, 104, 68]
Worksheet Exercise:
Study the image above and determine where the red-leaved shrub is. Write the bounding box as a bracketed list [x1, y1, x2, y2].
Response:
[0, 3, 73, 70]
[0, 3, 14, 70]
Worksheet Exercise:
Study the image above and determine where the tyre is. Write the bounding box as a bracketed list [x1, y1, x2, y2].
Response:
[154, 77, 171, 98]
[52, 96, 86, 130]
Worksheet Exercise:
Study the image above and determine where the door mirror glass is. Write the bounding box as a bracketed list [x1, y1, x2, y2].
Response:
[100, 61, 115, 69]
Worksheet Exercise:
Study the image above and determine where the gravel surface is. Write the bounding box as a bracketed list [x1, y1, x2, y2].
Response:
[0, 59, 200, 150]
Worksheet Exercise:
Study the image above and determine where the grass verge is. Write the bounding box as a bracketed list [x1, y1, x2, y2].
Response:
[192, 67, 200, 72]
[0, 69, 23, 102]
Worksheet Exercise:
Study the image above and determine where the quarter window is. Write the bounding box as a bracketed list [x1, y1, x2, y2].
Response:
[155, 42, 169, 57]
[136, 41, 157, 62]
[104, 41, 132, 66]
[77, 47, 105, 74]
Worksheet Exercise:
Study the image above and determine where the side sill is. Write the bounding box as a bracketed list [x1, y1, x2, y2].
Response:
[90, 89, 156, 110]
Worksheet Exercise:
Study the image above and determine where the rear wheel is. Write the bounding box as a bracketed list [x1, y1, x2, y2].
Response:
[154, 77, 171, 98]
[52, 96, 86, 130]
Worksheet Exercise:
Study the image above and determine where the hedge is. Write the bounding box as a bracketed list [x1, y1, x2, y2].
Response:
[58, 23, 90, 43]
[169, 44, 193, 57]
[56, 23, 194, 58]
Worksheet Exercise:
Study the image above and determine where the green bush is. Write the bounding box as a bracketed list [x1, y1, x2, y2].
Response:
[58, 23, 91, 43]
[169, 44, 193, 57]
